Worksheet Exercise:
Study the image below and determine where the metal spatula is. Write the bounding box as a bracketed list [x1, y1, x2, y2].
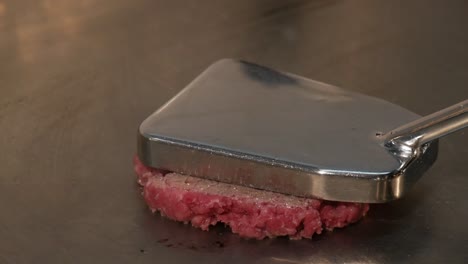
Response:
[137, 59, 467, 203]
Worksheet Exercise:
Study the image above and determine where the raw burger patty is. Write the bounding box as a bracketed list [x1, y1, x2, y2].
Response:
[134, 156, 369, 239]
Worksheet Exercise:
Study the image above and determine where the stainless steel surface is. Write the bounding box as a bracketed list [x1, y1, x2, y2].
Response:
[138, 59, 438, 203]
[1, 0, 468, 263]
[384, 99, 468, 150]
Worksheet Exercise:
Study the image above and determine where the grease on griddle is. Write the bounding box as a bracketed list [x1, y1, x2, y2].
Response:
[157, 237, 226, 251]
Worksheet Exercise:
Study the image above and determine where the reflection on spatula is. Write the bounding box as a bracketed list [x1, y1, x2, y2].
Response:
[137, 59, 467, 203]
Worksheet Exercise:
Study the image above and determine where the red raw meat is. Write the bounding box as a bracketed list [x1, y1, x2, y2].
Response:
[133, 156, 369, 239]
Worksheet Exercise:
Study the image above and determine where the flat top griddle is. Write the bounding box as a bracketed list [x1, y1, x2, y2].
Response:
[1, 0, 467, 263]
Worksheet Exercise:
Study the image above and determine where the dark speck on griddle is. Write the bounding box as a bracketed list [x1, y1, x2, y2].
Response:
[140, 249, 145, 253]
[157, 238, 169, 243]
[188, 245, 198, 251]
[215, 241, 225, 248]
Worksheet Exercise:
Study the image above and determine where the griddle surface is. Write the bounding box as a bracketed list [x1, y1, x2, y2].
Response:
[1, 0, 467, 263]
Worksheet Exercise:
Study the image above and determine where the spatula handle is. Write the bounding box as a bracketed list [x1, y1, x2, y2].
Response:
[384, 99, 468, 149]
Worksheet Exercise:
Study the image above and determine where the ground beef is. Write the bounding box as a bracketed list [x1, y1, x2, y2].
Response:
[133, 156, 369, 240]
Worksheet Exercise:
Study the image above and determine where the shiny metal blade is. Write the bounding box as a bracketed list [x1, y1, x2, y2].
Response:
[138, 59, 438, 203]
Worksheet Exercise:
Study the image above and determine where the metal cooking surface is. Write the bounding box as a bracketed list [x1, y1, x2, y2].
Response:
[1, 0, 467, 263]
